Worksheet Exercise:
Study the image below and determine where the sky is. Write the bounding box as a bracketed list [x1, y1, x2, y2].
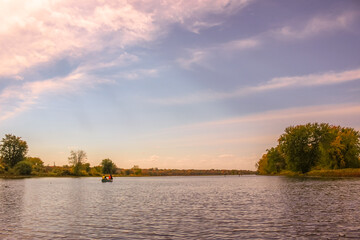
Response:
[1, 0, 360, 170]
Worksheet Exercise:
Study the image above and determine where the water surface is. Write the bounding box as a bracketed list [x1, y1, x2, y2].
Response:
[1, 176, 360, 239]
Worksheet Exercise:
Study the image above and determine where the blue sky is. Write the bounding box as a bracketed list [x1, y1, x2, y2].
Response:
[1, 0, 360, 170]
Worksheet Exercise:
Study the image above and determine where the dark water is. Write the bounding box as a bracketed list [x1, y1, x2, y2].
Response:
[1, 176, 360, 239]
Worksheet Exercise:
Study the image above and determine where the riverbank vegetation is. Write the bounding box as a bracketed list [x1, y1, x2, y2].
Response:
[0, 134, 255, 178]
[0, 163, 255, 178]
[256, 123, 360, 177]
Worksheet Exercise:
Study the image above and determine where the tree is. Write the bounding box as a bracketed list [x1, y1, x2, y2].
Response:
[14, 161, 32, 175]
[256, 147, 286, 174]
[257, 123, 360, 174]
[26, 157, 44, 173]
[278, 123, 324, 173]
[265, 147, 286, 174]
[101, 158, 117, 174]
[132, 165, 142, 175]
[0, 134, 28, 168]
[68, 150, 87, 175]
[256, 153, 269, 175]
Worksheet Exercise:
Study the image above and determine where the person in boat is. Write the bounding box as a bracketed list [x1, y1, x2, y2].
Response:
[102, 175, 107, 180]
[109, 174, 112, 180]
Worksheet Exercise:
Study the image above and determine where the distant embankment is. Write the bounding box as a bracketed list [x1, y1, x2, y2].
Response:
[116, 168, 256, 177]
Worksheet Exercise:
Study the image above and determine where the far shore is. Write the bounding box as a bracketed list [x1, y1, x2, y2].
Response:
[3, 168, 360, 179]
[0, 168, 257, 179]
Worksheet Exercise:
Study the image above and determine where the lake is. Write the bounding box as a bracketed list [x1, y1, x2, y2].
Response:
[1, 176, 360, 239]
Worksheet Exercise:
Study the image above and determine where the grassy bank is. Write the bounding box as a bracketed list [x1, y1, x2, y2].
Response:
[306, 168, 360, 178]
[272, 168, 360, 178]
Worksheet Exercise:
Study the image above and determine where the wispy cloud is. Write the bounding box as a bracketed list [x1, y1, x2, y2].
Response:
[150, 68, 360, 105]
[177, 50, 209, 70]
[191, 104, 360, 128]
[273, 11, 359, 40]
[187, 21, 224, 34]
[0, 70, 112, 121]
[162, 103, 360, 148]
[177, 11, 359, 70]
[177, 37, 260, 69]
[221, 38, 260, 50]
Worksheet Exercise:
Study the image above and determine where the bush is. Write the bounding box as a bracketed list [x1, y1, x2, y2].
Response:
[14, 161, 32, 175]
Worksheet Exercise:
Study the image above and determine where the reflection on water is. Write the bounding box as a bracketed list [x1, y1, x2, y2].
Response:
[1, 176, 360, 239]
[0, 180, 25, 238]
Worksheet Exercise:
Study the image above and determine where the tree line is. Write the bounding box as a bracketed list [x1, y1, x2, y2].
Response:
[256, 123, 360, 174]
[0, 134, 117, 176]
[0, 134, 256, 177]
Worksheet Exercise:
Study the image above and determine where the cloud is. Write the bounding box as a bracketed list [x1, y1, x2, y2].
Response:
[273, 11, 359, 40]
[177, 50, 209, 70]
[177, 37, 260, 69]
[193, 104, 360, 128]
[252, 68, 360, 91]
[187, 21, 223, 34]
[221, 38, 260, 50]
[0, 0, 253, 78]
[0, 0, 254, 120]
[119, 68, 159, 80]
[150, 67, 360, 104]
[176, 11, 359, 70]
[0, 1, 155, 78]
[0, 70, 112, 121]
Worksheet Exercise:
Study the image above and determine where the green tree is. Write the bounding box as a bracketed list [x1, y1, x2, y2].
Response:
[68, 150, 87, 175]
[279, 123, 324, 173]
[266, 147, 286, 173]
[318, 126, 360, 169]
[256, 147, 286, 174]
[258, 123, 360, 174]
[101, 158, 117, 174]
[26, 157, 44, 173]
[0, 134, 28, 168]
[329, 128, 360, 168]
[256, 153, 269, 175]
[14, 161, 32, 175]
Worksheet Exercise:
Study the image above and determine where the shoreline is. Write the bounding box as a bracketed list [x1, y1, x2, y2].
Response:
[263, 168, 360, 178]
[0, 173, 258, 179]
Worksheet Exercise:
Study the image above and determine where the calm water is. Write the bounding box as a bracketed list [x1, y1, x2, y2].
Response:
[1, 176, 360, 239]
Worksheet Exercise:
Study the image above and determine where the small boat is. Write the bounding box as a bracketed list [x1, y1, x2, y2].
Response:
[101, 178, 113, 182]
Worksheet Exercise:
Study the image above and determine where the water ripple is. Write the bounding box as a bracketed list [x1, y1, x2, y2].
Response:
[1, 176, 360, 239]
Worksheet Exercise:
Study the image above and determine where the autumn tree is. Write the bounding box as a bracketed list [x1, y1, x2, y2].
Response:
[256, 153, 269, 175]
[0, 134, 28, 168]
[257, 123, 360, 174]
[101, 158, 117, 174]
[319, 126, 360, 169]
[278, 123, 324, 173]
[26, 157, 45, 173]
[68, 150, 87, 175]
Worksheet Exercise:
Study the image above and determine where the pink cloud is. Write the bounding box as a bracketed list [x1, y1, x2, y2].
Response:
[0, 0, 252, 78]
